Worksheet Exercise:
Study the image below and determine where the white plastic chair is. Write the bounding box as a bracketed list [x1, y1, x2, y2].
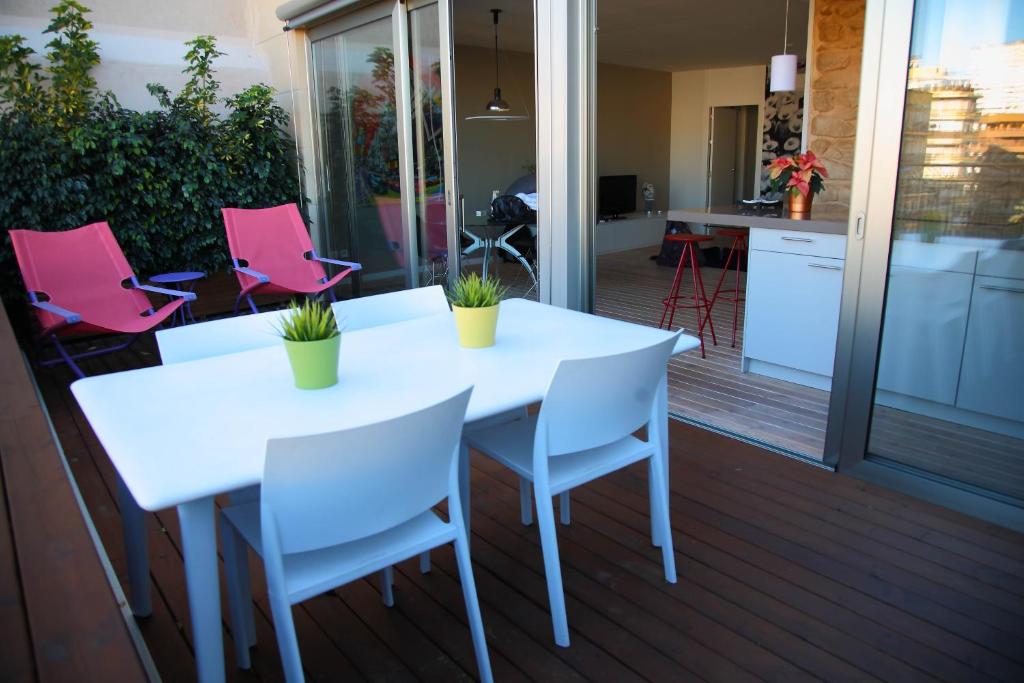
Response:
[155, 285, 449, 364]
[219, 386, 492, 683]
[464, 332, 681, 647]
[331, 284, 449, 329]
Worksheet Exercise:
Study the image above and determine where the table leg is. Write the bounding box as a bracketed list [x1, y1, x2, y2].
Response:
[178, 496, 225, 683]
[496, 225, 538, 291]
[117, 475, 151, 617]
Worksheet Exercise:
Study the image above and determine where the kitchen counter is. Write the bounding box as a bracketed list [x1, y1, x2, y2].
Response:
[668, 204, 849, 235]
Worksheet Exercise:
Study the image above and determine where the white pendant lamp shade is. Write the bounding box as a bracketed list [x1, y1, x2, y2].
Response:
[771, 53, 797, 92]
[770, 0, 797, 92]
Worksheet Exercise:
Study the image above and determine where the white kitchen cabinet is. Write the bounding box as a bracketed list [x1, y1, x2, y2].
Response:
[744, 248, 844, 385]
[956, 275, 1024, 423]
[875, 265, 973, 405]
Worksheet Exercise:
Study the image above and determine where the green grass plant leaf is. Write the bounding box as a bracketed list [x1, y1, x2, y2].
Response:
[275, 298, 340, 342]
[447, 272, 508, 308]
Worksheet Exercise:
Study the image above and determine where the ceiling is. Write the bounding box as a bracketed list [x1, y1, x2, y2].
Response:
[452, 0, 810, 72]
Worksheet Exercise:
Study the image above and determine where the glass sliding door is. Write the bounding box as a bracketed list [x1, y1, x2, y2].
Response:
[835, 0, 1024, 524]
[408, 2, 448, 287]
[867, 0, 1024, 498]
[312, 12, 403, 296]
[309, 1, 454, 297]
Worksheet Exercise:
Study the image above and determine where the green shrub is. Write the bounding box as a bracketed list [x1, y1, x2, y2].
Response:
[447, 272, 507, 308]
[275, 299, 340, 342]
[0, 2, 303, 306]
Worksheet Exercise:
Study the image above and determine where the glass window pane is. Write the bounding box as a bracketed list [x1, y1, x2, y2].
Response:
[868, 0, 1024, 499]
[311, 16, 404, 296]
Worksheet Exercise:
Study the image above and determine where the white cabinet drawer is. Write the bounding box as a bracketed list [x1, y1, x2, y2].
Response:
[744, 250, 844, 378]
[956, 275, 1024, 422]
[749, 228, 847, 259]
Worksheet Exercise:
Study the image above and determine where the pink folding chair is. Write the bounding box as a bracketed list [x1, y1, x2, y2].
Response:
[222, 203, 361, 314]
[9, 222, 196, 378]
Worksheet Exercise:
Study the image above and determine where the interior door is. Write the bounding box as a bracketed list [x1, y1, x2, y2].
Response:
[707, 106, 738, 207]
[309, 1, 452, 297]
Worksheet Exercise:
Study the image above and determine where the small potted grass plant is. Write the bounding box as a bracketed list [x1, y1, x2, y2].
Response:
[276, 298, 341, 389]
[449, 273, 508, 348]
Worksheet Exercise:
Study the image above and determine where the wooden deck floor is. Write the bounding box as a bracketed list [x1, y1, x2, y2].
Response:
[33, 340, 1024, 683]
[589, 247, 1024, 499]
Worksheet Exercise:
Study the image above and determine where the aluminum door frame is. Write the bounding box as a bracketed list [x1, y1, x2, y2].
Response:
[824, 0, 1024, 530]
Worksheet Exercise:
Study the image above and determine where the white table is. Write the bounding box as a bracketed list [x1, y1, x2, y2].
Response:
[72, 299, 699, 683]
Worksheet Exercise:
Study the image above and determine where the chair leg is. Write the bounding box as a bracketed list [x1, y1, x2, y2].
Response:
[459, 440, 471, 543]
[649, 454, 677, 583]
[519, 477, 533, 525]
[534, 484, 570, 647]
[453, 532, 494, 683]
[379, 567, 395, 607]
[267, 590, 304, 683]
[247, 294, 259, 315]
[52, 336, 86, 379]
[419, 551, 432, 574]
[648, 459, 664, 548]
[559, 491, 571, 526]
[219, 517, 254, 669]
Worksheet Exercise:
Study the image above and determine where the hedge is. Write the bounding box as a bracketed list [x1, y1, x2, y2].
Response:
[0, 1, 303, 306]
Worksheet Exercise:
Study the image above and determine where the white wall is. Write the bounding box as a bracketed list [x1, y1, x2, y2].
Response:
[668, 64, 767, 211]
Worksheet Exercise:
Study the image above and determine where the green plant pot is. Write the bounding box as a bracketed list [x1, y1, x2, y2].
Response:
[452, 304, 499, 348]
[283, 336, 341, 389]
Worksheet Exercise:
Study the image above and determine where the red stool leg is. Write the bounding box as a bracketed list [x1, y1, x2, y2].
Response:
[730, 236, 747, 347]
[659, 242, 688, 330]
[709, 236, 740, 307]
[691, 243, 717, 353]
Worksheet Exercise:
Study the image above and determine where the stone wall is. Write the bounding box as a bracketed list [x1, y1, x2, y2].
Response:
[808, 0, 866, 212]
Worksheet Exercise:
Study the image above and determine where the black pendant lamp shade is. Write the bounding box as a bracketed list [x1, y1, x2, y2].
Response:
[485, 9, 511, 113]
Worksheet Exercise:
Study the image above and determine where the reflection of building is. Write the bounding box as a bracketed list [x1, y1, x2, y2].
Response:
[896, 60, 1023, 239]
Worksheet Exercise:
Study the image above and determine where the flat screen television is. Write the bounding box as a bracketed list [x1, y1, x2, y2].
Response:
[598, 175, 637, 218]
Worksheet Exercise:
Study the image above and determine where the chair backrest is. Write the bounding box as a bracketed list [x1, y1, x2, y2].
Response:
[261, 386, 473, 554]
[222, 204, 327, 291]
[156, 310, 281, 364]
[331, 285, 449, 331]
[9, 222, 151, 330]
[157, 286, 450, 364]
[538, 332, 680, 456]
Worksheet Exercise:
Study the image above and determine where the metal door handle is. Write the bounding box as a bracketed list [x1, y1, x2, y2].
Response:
[782, 236, 814, 242]
[980, 284, 1024, 294]
[808, 263, 842, 271]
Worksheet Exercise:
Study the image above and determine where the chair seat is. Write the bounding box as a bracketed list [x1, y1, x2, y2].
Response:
[223, 503, 455, 604]
[465, 415, 655, 494]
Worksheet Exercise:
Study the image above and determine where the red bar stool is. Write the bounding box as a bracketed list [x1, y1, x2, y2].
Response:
[659, 233, 717, 358]
[708, 227, 748, 347]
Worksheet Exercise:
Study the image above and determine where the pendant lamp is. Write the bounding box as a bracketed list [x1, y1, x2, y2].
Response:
[485, 9, 510, 112]
[465, 8, 529, 121]
[770, 0, 797, 92]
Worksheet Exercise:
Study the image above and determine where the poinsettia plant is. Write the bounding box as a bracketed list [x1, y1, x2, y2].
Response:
[768, 151, 828, 197]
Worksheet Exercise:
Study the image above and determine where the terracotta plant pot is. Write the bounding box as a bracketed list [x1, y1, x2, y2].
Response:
[452, 303, 500, 348]
[283, 335, 341, 389]
[788, 191, 814, 217]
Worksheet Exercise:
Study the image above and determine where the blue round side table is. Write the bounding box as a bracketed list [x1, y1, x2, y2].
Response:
[148, 271, 206, 326]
